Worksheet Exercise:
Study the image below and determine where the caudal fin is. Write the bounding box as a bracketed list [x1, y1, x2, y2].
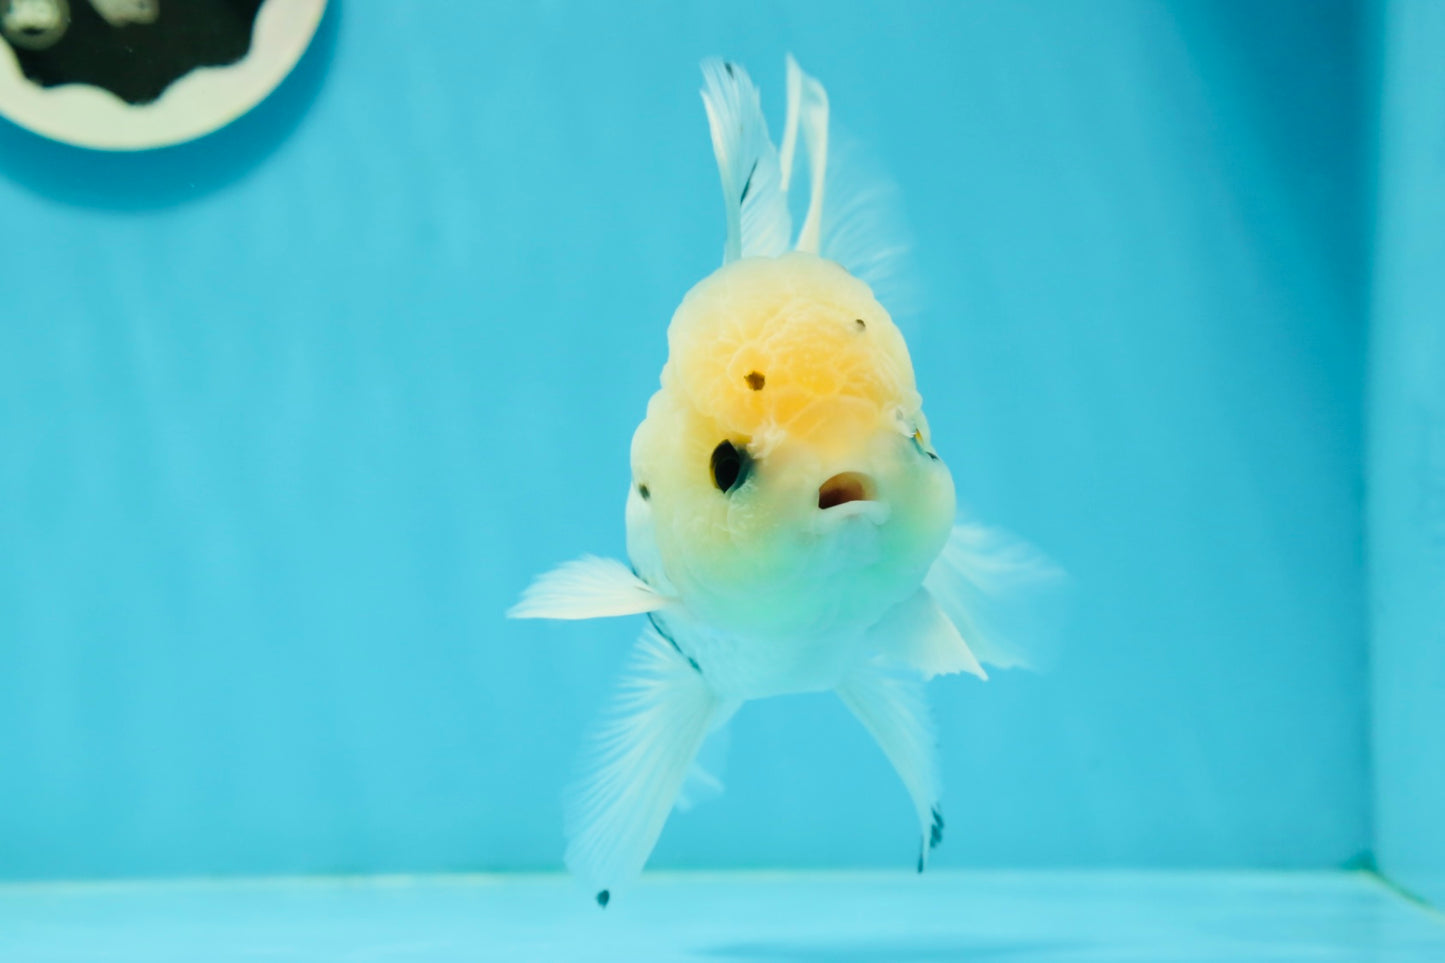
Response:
[836, 660, 943, 871]
[701, 59, 791, 263]
[779, 54, 830, 254]
[565, 628, 737, 903]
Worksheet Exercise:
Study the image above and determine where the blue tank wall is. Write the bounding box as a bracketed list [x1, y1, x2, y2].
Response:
[1369, 0, 1445, 911]
[0, 0, 1369, 879]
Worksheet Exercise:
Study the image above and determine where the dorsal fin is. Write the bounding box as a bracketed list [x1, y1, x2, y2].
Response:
[700, 59, 791, 263]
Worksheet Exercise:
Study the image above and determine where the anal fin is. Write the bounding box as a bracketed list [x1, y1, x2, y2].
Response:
[869, 588, 986, 681]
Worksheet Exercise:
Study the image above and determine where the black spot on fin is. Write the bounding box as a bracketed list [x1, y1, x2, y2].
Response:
[648, 613, 701, 675]
[596, 889, 610, 908]
[930, 808, 945, 849]
[724, 62, 736, 77]
[740, 160, 758, 204]
[917, 850, 925, 874]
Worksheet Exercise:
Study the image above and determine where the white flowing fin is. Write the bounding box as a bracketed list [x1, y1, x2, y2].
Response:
[675, 720, 731, 812]
[507, 556, 669, 620]
[782, 55, 920, 326]
[700, 59, 791, 263]
[924, 523, 1071, 671]
[784, 54, 830, 255]
[778, 54, 804, 193]
[565, 628, 738, 904]
[819, 130, 921, 326]
[836, 661, 944, 872]
[869, 587, 987, 681]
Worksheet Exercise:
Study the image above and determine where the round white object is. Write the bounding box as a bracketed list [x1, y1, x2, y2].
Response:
[0, 0, 326, 151]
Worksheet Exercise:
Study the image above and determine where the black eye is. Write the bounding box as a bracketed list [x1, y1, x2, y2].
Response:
[710, 440, 750, 493]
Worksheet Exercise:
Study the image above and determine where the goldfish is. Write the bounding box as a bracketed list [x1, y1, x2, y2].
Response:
[510, 55, 1061, 906]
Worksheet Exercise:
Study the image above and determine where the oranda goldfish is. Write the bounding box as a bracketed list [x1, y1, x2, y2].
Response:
[511, 55, 1061, 906]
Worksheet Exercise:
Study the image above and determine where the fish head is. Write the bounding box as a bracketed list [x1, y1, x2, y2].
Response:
[628, 252, 955, 635]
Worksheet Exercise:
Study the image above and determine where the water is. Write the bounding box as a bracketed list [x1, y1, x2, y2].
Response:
[0, 1, 1440, 957]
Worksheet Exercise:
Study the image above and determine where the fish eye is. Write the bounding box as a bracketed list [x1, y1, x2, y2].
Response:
[710, 440, 750, 493]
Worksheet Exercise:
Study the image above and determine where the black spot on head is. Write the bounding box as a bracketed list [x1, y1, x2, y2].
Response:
[596, 889, 610, 908]
[744, 371, 765, 391]
[710, 440, 751, 493]
[855, 318, 867, 331]
[638, 483, 650, 500]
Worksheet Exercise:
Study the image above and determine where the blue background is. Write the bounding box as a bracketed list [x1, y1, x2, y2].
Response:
[1370, 0, 1445, 911]
[0, 0, 1391, 883]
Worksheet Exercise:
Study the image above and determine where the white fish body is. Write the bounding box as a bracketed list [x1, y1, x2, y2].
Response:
[510, 56, 1061, 905]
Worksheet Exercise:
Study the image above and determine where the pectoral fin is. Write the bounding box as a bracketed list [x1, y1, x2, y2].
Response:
[507, 555, 669, 620]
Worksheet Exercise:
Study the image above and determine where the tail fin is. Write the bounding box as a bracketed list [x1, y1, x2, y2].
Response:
[779, 55, 920, 323]
[700, 59, 791, 263]
[836, 660, 944, 871]
[565, 628, 737, 903]
[675, 721, 732, 813]
[779, 54, 830, 254]
[924, 523, 1071, 671]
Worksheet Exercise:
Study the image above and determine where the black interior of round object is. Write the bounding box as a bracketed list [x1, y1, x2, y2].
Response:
[5, 0, 265, 106]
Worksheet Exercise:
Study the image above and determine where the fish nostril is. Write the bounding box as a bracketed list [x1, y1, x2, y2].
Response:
[818, 472, 875, 510]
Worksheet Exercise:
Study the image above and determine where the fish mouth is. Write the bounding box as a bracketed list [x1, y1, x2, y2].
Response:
[818, 472, 876, 510]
